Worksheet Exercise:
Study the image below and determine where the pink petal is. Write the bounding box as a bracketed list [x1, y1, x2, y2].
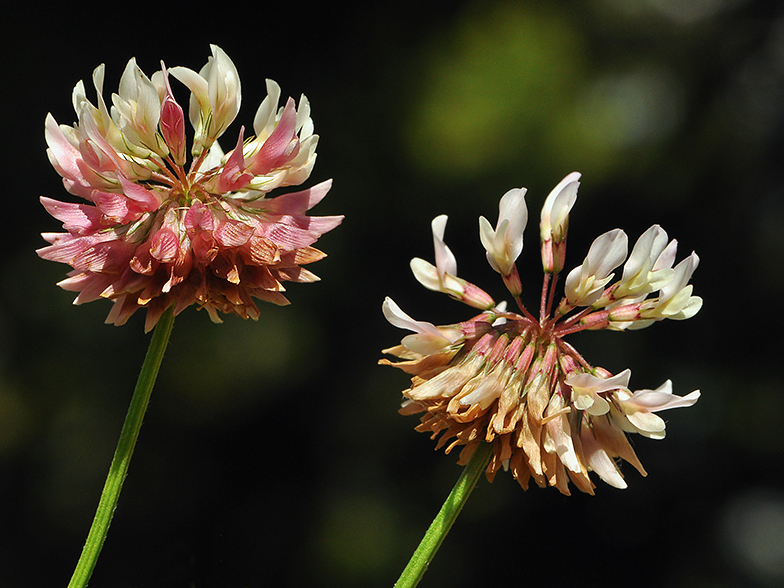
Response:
[159, 64, 187, 165]
[630, 389, 700, 411]
[259, 180, 333, 215]
[184, 200, 215, 235]
[214, 219, 254, 247]
[274, 266, 319, 283]
[105, 295, 138, 327]
[44, 114, 81, 176]
[71, 240, 135, 272]
[37, 232, 115, 264]
[191, 232, 218, 263]
[260, 222, 323, 250]
[118, 175, 160, 211]
[40, 197, 103, 233]
[243, 236, 280, 264]
[247, 98, 299, 175]
[215, 127, 253, 193]
[92, 190, 131, 223]
[261, 212, 344, 236]
[149, 229, 179, 263]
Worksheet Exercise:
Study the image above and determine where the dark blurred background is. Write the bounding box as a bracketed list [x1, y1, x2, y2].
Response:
[2, 0, 783, 586]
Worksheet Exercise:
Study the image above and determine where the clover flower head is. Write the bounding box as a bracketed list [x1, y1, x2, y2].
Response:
[381, 173, 701, 494]
[38, 46, 342, 331]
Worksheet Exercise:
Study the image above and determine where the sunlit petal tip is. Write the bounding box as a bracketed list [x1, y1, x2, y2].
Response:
[479, 188, 528, 276]
[410, 257, 441, 291]
[541, 172, 580, 243]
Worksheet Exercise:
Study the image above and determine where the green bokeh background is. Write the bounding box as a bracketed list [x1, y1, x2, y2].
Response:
[2, 1, 783, 586]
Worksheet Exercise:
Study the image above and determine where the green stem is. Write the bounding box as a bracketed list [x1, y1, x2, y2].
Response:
[394, 442, 494, 588]
[67, 307, 175, 588]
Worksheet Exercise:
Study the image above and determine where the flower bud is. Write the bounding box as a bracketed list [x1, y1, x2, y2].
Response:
[540, 172, 579, 273]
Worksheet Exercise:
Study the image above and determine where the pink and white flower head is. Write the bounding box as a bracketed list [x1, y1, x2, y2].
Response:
[382, 172, 701, 494]
[38, 46, 342, 331]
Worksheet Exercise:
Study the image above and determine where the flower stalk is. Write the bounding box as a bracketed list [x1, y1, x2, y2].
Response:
[394, 441, 494, 588]
[67, 307, 175, 588]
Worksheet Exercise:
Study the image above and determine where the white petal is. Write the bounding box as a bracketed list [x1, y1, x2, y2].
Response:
[401, 332, 454, 355]
[566, 369, 631, 394]
[564, 230, 628, 305]
[669, 296, 703, 320]
[646, 267, 675, 291]
[587, 229, 628, 278]
[497, 187, 527, 259]
[382, 297, 441, 337]
[582, 429, 627, 489]
[631, 389, 700, 412]
[253, 79, 282, 139]
[541, 172, 580, 241]
[622, 225, 667, 282]
[478, 216, 500, 273]
[480, 188, 527, 275]
[659, 252, 699, 303]
[574, 393, 595, 411]
[410, 258, 441, 291]
[586, 395, 611, 416]
[627, 411, 666, 433]
[653, 239, 678, 271]
[431, 215, 457, 278]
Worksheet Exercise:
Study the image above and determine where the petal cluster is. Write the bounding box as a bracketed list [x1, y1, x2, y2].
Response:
[382, 173, 701, 494]
[38, 46, 342, 331]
